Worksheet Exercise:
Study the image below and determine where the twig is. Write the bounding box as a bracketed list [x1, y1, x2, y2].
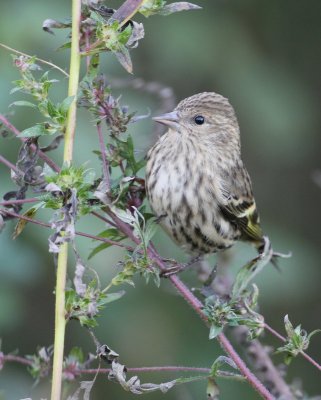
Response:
[0, 209, 134, 251]
[0, 42, 69, 77]
[0, 198, 39, 206]
[96, 122, 111, 192]
[0, 354, 210, 374]
[92, 211, 118, 228]
[0, 155, 20, 173]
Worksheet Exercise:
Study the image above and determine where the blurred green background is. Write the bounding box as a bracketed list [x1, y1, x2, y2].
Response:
[1, 0, 321, 399]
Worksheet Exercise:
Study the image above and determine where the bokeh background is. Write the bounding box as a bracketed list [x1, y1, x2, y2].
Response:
[1, 0, 321, 399]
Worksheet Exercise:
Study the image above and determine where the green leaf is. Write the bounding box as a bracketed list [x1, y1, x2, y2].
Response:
[209, 324, 223, 339]
[88, 228, 126, 259]
[210, 356, 238, 377]
[231, 250, 271, 300]
[19, 123, 49, 137]
[13, 203, 44, 239]
[59, 95, 75, 113]
[68, 347, 84, 363]
[114, 46, 133, 74]
[284, 314, 295, 338]
[276, 315, 321, 364]
[46, 99, 58, 118]
[104, 290, 126, 304]
[9, 100, 37, 108]
[88, 242, 113, 259]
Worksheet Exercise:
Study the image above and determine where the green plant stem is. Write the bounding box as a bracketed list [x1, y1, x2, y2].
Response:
[51, 0, 81, 399]
[51, 242, 68, 400]
[63, 0, 81, 164]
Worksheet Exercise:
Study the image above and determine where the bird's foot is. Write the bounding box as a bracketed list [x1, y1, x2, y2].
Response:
[160, 255, 204, 278]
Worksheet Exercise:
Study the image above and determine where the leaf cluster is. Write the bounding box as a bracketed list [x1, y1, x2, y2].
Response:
[11, 56, 72, 138]
[44, 165, 97, 216]
[203, 252, 272, 340]
[276, 315, 321, 365]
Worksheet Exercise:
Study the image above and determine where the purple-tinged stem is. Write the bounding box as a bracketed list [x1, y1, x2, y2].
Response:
[96, 122, 110, 192]
[1, 209, 134, 251]
[0, 155, 20, 173]
[0, 198, 38, 206]
[92, 211, 118, 228]
[0, 353, 210, 374]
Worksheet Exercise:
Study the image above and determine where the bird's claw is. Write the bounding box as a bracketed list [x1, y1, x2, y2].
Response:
[159, 255, 204, 278]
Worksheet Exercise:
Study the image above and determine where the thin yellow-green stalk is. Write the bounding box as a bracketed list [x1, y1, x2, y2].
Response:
[50, 0, 81, 399]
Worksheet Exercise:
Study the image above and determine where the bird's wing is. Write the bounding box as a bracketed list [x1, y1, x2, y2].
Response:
[219, 166, 264, 244]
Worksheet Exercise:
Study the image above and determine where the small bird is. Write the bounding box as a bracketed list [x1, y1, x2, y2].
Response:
[145, 92, 269, 262]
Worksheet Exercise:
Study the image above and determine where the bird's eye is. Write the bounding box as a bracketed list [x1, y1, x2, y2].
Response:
[194, 115, 205, 125]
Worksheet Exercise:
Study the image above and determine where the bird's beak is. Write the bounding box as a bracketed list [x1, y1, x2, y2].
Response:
[152, 111, 180, 132]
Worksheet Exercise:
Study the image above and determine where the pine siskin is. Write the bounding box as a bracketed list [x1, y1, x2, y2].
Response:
[145, 92, 267, 259]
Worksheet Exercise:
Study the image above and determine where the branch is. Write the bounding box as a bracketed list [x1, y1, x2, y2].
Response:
[0, 209, 134, 251]
[96, 123, 110, 193]
[0, 198, 39, 206]
[0, 354, 211, 374]
[0, 155, 20, 173]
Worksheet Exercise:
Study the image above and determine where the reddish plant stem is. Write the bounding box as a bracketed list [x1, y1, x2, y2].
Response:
[0, 198, 39, 206]
[0, 353, 210, 374]
[0, 209, 134, 251]
[264, 323, 321, 372]
[1, 209, 51, 229]
[96, 122, 111, 192]
[92, 211, 118, 228]
[1, 354, 33, 367]
[0, 155, 20, 173]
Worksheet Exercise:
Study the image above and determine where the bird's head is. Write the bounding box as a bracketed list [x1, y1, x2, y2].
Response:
[153, 92, 240, 149]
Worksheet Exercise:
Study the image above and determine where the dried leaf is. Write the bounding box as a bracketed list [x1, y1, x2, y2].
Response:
[74, 260, 87, 296]
[67, 380, 95, 400]
[12, 204, 43, 239]
[160, 2, 201, 15]
[115, 46, 133, 74]
[42, 18, 71, 34]
[127, 21, 145, 48]
[231, 237, 273, 299]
